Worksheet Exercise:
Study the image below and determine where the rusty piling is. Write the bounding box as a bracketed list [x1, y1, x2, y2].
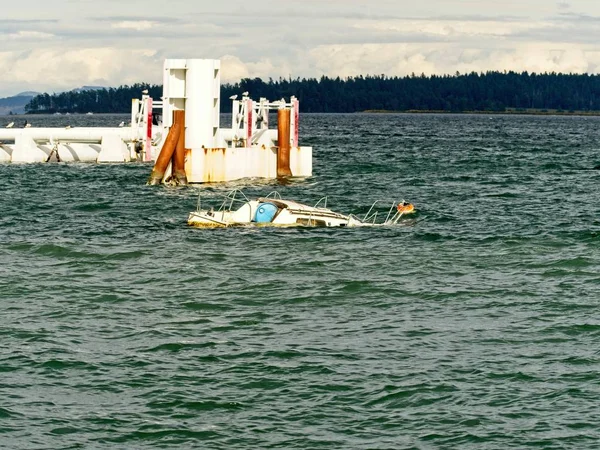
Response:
[147, 111, 183, 185]
[172, 110, 188, 185]
[277, 108, 292, 177]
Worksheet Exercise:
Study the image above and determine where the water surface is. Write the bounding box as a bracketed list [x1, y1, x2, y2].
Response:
[1, 113, 600, 449]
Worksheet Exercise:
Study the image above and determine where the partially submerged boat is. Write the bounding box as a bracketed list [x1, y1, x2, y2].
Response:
[187, 190, 415, 228]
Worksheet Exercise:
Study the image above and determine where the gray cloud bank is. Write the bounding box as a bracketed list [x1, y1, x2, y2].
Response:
[1, 0, 600, 96]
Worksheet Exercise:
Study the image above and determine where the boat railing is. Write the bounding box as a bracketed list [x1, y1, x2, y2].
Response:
[221, 189, 249, 212]
[195, 189, 250, 213]
[362, 200, 408, 225]
[264, 191, 282, 200]
[196, 193, 202, 212]
[313, 196, 328, 209]
[348, 213, 363, 224]
[385, 201, 409, 225]
[362, 200, 380, 224]
[383, 202, 399, 224]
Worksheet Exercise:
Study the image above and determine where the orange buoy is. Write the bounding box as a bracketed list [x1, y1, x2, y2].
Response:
[397, 202, 415, 214]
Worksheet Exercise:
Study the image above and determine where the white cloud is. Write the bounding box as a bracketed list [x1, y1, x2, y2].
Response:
[111, 20, 157, 31]
[0, 47, 161, 95]
[352, 19, 558, 39]
[308, 42, 600, 78]
[2, 0, 600, 97]
[220, 55, 292, 83]
[220, 55, 250, 82]
[3, 30, 55, 40]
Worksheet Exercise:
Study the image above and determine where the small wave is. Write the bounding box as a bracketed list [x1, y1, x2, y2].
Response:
[145, 341, 221, 353]
[365, 383, 459, 408]
[50, 426, 80, 435]
[73, 201, 113, 212]
[551, 324, 600, 336]
[33, 244, 93, 259]
[181, 301, 232, 311]
[486, 371, 539, 382]
[146, 399, 245, 411]
[107, 428, 220, 443]
[40, 359, 98, 371]
[0, 407, 22, 418]
[338, 280, 373, 293]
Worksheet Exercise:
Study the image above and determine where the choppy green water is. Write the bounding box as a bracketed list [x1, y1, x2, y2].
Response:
[1, 113, 600, 449]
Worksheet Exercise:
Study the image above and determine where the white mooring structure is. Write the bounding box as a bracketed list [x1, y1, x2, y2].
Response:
[0, 58, 312, 183]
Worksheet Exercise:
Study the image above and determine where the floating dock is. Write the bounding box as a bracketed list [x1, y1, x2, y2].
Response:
[0, 126, 142, 163]
[0, 58, 313, 184]
[0, 96, 156, 163]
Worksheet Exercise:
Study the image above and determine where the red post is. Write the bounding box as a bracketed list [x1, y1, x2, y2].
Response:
[145, 97, 153, 161]
[246, 99, 253, 147]
[292, 97, 299, 148]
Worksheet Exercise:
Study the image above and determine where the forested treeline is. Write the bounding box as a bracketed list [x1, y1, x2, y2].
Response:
[25, 83, 163, 115]
[25, 71, 600, 114]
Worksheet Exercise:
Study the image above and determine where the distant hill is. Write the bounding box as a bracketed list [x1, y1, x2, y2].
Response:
[0, 86, 106, 115]
[71, 86, 106, 93]
[0, 93, 39, 115]
[17, 91, 40, 97]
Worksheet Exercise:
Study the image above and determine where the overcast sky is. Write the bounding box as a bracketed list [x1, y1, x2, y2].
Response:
[1, 0, 600, 96]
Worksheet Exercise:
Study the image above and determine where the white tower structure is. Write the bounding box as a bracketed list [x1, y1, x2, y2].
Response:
[159, 58, 312, 183]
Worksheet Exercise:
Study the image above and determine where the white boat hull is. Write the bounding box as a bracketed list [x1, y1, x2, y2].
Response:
[187, 192, 414, 228]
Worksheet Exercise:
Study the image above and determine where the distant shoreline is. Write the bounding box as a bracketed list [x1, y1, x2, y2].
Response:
[13, 108, 600, 117]
[361, 108, 600, 116]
